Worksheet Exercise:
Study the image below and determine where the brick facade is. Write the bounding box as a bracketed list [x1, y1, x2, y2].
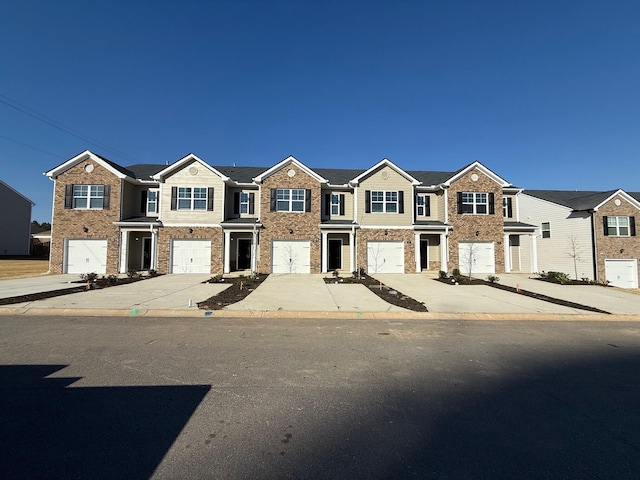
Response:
[593, 195, 640, 283]
[157, 226, 224, 275]
[447, 168, 506, 273]
[49, 161, 121, 274]
[356, 229, 415, 273]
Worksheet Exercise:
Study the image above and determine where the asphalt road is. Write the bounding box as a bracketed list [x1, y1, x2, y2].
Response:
[1, 315, 640, 479]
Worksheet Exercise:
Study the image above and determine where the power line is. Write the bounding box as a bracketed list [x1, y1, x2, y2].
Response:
[0, 134, 65, 158]
[0, 93, 140, 164]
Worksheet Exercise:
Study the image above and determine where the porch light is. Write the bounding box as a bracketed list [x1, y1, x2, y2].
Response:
[82, 226, 88, 233]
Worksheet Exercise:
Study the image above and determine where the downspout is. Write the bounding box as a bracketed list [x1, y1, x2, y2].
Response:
[590, 210, 598, 282]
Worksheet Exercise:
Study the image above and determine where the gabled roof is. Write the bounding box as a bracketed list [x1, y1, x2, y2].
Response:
[125, 164, 165, 181]
[45, 150, 135, 179]
[253, 156, 328, 184]
[408, 170, 455, 186]
[213, 166, 266, 184]
[349, 158, 421, 185]
[0, 179, 35, 206]
[152, 153, 229, 181]
[314, 168, 365, 186]
[524, 189, 618, 211]
[442, 161, 512, 187]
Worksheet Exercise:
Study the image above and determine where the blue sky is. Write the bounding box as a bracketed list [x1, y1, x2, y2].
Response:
[1, 0, 639, 223]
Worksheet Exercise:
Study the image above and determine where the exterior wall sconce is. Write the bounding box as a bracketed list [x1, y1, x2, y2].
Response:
[475, 231, 480, 236]
[188, 228, 193, 234]
[289, 229, 294, 234]
[620, 248, 624, 254]
[82, 226, 89, 233]
[384, 229, 388, 236]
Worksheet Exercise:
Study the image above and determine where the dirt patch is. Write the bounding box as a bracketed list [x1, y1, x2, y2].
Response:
[323, 274, 428, 312]
[197, 274, 269, 310]
[0, 257, 49, 280]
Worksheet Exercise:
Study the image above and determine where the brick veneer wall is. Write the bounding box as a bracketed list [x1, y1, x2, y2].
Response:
[258, 167, 322, 273]
[49, 161, 122, 274]
[357, 229, 416, 273]
[156, 226, 223, 274]
[447, 168, 505, 273]
[593, 196, 640, 283]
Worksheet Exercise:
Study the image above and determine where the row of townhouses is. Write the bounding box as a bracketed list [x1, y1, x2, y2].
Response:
[44, 150, 640, 289]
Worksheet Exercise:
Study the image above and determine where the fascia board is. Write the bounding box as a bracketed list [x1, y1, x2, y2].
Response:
[152, 153, 229, 181]
[592, 189, 640, 211]
[253, 156, 327, 184]
[349, 158, 421, 185]
[443, 161, 510, 187]
[0, 179, 35, 206]
[44, 150, 128, 180]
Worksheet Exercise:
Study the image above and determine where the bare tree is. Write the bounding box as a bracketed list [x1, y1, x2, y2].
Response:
[459, 242, 479, 279]
[566, 234, 583, 280]
[366, 242, 386, 274]
[281, 244, 299, 273]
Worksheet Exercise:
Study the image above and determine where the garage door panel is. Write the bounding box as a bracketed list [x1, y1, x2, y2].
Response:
[171, 240, 212, 274]
[605, 259, 638, 289]
[65, 240, 108, 274]
[272, 241, 311, 273]
[367, 241, 404, 274]
[458, 242, 495, 275]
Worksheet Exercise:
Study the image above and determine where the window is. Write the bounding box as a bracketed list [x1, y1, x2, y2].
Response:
[73, 185, 105, 209]
[371, 190, 398, 213]
[177, 187, 208, 210]
[240, 192, 250, 214]
[146, 189, 158, 214]
[416, 194, 430, 217]
[331, 194, 340, 215]
[541, 222, 551, 238]
[503, 197, 513, 218]
[277, 188, 305, 212]
[606, 216, 631, 236]
[461, 192, 488, 214]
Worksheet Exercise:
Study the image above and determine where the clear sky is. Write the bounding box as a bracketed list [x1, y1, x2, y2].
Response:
[1, 0, 639, 223]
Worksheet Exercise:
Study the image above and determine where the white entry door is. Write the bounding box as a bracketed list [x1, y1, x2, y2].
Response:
[367, 241, 404, 274]
[458, 241, 495, 275]
[171, 239, 212, 273]
[65, 239, 108, 274]
[272, 241, 311, 273]
[605, 259, 638, 289]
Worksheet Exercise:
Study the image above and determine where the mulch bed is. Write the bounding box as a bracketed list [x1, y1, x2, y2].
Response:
[197, 274, 268, 310]
[323, 274, 428, 312]
[435, 277, 610, 314]
[0, 276, 149, 306]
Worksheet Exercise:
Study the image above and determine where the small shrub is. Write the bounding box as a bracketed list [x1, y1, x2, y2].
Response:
[332, 270, 339, 278]
[80, 272, 98, 283]
[106, 274, 119, 285]
[486, 275, 500, 284]
[452, 268, 461, 277]
[148, 269, 158, 277]
[438, 270, 448, 279]
[547, 271, 570, 284]
[208, 274, 224, 283]
[127, 269, 141, 279]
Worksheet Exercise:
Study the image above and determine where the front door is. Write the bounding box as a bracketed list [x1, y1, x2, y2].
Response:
[142, 237, 151, 269]
[420, 239, 429, 270]
[237, 238, 252, 270]
[328, 239, 342, 271]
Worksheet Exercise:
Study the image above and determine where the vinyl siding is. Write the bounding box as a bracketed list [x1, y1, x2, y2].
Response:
[0, 183, 32, 255]
[357, 166, 413, 226]
[520, 194, 594, 279]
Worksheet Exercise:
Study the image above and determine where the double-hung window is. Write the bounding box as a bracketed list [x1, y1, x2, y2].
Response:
[371, 191, 398, 213]
[331, 194, 340, 215]
[606, 216, 630, 236]
[416, 194, 430, 217]
[146, 189, 158, 214]
[541, 222, 551, 238]
[73, 185, 105, 209]
[277, 188, 305, 212]
[503, 197, 513, 218]
[460, 192, 488, 214]
[178, 187, 207, 210]
[240, 192, 250, 214]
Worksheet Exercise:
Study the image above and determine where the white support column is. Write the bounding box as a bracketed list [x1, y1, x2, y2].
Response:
[504, 234, 511, 273]
[414, 233, 421, 272]
[224, 230, 231, 274]
[321, 231, 328, 273]
[350, 228, 356, 273]
[119, 230, 128, 274]
[150, 229, 158, 271]
[440, 233, 448, 273]
[530, 233, 538, 273]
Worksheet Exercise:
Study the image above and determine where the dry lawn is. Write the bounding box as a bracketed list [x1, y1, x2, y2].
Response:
[0, 258, 50, 280]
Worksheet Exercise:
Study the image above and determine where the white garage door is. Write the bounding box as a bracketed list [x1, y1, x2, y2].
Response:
[65, 239, 108, 274]
[458, 242, 495, 275]
[605, 259, 638, 289]
[171, 239, 212, 273]
[367, 241, 404, 274]
[272, 240, 311, 273]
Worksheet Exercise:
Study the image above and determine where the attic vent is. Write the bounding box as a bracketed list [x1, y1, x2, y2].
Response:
[84, 164, 94, 173]
[189, 166, 198, 175]
[471, 173, 479, 182]
[381, 171, 389, 180]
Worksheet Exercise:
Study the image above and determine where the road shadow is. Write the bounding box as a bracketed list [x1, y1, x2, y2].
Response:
[0, 365, 210, 479]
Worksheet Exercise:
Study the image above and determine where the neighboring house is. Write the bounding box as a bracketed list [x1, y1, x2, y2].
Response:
[0, 179, 35, 256]
[520, 190, 640, 289]
[44, 150, 537, 277]
[30, 227, 51, 257]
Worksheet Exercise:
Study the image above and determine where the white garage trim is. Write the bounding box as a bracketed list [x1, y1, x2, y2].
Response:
[171, 239, 212, 274]
[367, 241, 404, 274]
[65, 239, 108, 274]
[272, 240, 311, 273]
[605, 259, 638, 289]
[458, 241, 495, 275]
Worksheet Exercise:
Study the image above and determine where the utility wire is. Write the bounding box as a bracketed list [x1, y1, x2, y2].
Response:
[0, 93, 140, 164]
[0, 134, 65, 158]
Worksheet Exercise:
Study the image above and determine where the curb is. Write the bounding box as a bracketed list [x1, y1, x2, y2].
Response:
[1, 306, 639, 322]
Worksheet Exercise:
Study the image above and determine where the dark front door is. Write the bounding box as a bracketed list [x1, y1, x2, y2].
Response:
[328, 239, 342, 270]
[237, 238, 252, 270]
[420, 239, 429, 270]
[142, 237, 152, 269]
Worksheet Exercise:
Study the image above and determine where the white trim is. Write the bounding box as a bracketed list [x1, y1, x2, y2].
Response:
[349, 158, 421, 186]
[152, 153, 229, 181]
[236, 237, 252, 271]
[161, 223, 221, 227]
[443, 161, 511, 187]
[593, 190, 640, 212]
[327, 237, 343, 271]
[45, 150, 129, 180]
[253, 156, 327, 184]
[360, 225, 415, 230]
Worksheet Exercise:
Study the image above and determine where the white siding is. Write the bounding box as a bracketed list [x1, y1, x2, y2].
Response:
[520, 194, 594, 279]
